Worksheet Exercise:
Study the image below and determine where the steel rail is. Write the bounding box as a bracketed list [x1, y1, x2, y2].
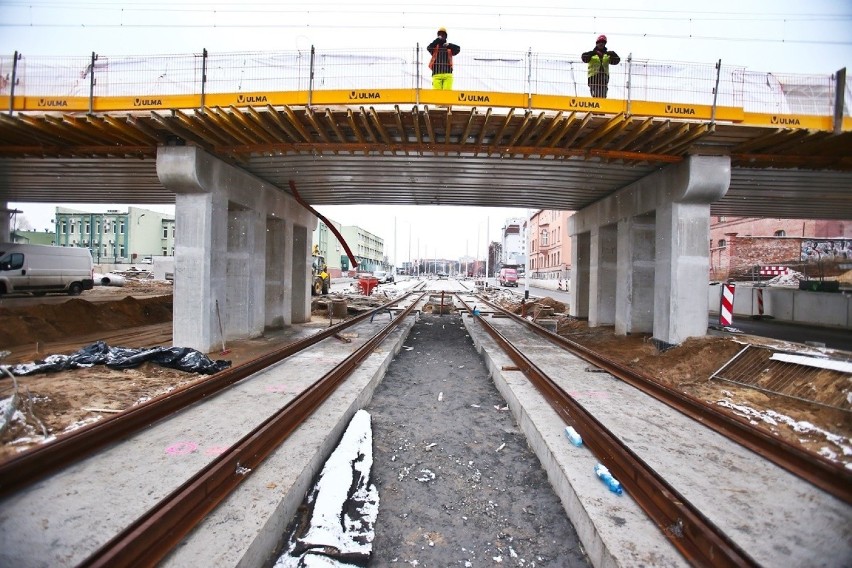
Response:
[0, 292, 417, 498]
[473, 293, 852, 505]
[455, 294, 759, 568]
[80, 291, 425, 568]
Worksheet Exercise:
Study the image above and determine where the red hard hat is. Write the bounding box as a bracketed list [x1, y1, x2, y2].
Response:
[597, 34, 607, 43]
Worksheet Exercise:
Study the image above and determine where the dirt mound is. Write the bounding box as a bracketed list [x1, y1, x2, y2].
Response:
[0, 295, 173, 349]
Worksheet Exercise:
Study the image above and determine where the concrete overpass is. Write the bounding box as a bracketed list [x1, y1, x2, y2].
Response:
[1, 48, 850, 350]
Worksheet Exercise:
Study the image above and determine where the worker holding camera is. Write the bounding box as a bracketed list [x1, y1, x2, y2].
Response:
[427, 27, 461, 90]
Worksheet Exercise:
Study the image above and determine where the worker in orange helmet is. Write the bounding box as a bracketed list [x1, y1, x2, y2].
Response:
[427, 26, 461, 90]
[581, 34, 621, 98]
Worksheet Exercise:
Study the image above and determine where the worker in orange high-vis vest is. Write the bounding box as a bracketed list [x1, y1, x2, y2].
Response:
[581, 34, 620, 98]
[427, 27, 461, 90]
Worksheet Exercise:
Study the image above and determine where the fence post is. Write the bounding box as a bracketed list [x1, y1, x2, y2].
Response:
[88, 52, 98, 115]
[711, 59, 722, 125]
[200, 48, 208, 112]
[415, 43, 420, 105]
[308, 45, 315, 107]
[9, 51, 21, 115]
[834, 67, 846, 135]
[625, 53, 632, 116]
[526, 47, 533, 110]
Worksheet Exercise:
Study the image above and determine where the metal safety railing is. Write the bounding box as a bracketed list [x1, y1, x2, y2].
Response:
[0, 46, 847, 118]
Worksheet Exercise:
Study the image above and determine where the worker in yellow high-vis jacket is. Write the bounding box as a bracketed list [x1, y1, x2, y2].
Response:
[581, 34, 621, 99]
[427, 27, 461, 90]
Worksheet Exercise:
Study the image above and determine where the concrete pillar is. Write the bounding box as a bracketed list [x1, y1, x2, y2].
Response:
[589, 223, 617, 327]
[157, 146, 316, 352]
[570, 232, 590, 319]
[654, 201, 713, 346]
[1, 202, 11, 241]
[615, 213, 655, 335]
[569, 155, 730, 345]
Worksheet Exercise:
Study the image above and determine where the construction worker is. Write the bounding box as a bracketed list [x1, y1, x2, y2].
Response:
[427, 27, 461, 90]
[581, 34, 620, 99]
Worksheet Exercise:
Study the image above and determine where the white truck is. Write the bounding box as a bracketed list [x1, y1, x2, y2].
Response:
[0, 243, 95, 296]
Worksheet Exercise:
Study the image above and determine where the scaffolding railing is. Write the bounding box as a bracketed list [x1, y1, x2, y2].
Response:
[0, 47, 846, 118]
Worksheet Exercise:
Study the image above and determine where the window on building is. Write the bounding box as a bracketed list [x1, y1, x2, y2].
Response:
[540, 229, 548, 246]
[119, 245, 125, 257]
[163, 226, 169, 238]
[718, 239, 726, 248]
[70, 223, 75, 235]
[84, 221, 90, 234]
[119, 221, 125, 235]
[774, 230, 786, 237]
[162, 247, 168, 256]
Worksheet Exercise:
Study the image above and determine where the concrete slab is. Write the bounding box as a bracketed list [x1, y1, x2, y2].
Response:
[0, 316, 415, 568]
[462, 313, 852, 567]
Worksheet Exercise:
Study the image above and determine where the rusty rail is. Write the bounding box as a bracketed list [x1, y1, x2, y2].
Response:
[472, 293, 852, 506]
[0, 292, 417, 498]
[456, 294, 758, 567]
[80, 291, 424, 567]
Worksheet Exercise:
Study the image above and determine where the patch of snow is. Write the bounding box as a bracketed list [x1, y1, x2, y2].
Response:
[716, 398, 851, 465]
[276, 409, 378, 567]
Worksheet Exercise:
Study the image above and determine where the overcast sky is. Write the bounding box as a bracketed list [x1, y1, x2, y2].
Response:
[3, 0, 850, 260]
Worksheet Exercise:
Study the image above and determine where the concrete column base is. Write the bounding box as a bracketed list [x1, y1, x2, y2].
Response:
[569, 156, 730, 345]
[157, 146, 316, 352]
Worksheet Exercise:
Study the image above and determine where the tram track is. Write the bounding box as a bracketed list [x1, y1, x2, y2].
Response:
[455, 293, 757, 567]
[455, 291, 851, 567]
[467, 292, 852, 506]
[0, 291, 425, 568]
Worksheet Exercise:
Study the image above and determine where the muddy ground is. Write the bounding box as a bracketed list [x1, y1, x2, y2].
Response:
[0, 284, 849, 471]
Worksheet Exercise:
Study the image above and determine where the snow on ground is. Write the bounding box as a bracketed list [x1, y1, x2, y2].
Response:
[275, 409, 378, 567]
[716, 396, 852, 468]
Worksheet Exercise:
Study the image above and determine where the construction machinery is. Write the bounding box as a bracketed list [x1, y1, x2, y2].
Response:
[311, 245, 330, 295]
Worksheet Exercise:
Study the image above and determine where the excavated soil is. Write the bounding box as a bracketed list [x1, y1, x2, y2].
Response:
[1, 286, 849, 471]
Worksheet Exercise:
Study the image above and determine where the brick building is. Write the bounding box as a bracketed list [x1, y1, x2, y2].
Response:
[710, 217, 851, 280]
[528, 209, 573, 280]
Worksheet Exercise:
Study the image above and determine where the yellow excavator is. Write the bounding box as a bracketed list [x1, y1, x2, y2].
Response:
[311, 244, 330, 295]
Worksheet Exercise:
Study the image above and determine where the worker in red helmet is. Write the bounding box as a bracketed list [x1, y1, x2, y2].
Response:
[427, 26, 461, 90]
[581, 34, 620, 98]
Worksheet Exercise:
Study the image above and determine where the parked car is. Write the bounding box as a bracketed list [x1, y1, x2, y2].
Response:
[0, 243, 95, 296]
[373, 270, 394, 284]
[497, 267, 519, 287]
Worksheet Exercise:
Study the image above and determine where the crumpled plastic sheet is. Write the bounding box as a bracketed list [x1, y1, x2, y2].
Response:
[9, 341, 231, 376]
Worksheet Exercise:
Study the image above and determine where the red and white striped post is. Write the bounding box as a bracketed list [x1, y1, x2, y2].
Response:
[755, 287, 764, 318]
[719, 282, 735, 326]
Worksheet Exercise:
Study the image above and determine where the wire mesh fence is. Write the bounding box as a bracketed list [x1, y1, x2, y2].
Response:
[1, 47, 844, 117]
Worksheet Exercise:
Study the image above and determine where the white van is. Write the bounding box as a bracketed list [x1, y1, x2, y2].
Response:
[0, 243, 95, 296]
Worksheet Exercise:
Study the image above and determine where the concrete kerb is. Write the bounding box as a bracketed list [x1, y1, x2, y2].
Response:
[163, 316, 417, 568]
[460, 313, 686, 568]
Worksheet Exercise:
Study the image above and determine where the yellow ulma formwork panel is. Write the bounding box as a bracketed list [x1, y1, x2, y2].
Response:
[204, 91, 309, 107]
[420, 90, 526, 109]
[531, 94, 626, 114]
[310, 89, 416, 106]
[740, 113, 834, 129]
[630, 101, 744, 122]
[93, 95, 201, 111]
[16, 96, 89, 112]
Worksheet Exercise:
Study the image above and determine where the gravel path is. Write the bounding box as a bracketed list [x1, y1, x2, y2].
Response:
[365, 313, 590, 566]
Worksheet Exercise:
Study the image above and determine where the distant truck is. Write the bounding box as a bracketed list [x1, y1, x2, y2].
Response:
[0, 243, 95, 296]
[497, 267, 519, 287]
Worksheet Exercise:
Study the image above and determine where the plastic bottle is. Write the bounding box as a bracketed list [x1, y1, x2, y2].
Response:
[594, 463, 623, 495]
[564, 426, 583, 447]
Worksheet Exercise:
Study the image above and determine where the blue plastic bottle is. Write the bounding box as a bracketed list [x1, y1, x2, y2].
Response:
[594, 463, 623, 495]
[564, 426, 583, 447]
